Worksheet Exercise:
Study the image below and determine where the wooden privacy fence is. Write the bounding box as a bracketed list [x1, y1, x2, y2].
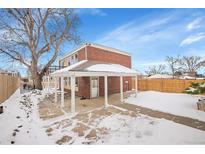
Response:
[132, 79, 205, 93]
[0, 74, 20, 103]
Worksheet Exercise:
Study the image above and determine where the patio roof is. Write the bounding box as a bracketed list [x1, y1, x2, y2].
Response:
[51, 60, 140, 77]
[48, 60, 139, 114]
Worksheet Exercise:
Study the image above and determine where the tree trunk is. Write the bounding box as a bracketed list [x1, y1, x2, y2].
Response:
[33, 74, 43, 90]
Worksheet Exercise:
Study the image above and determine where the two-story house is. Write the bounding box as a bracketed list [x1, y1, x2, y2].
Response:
[57, 43, 133, 99]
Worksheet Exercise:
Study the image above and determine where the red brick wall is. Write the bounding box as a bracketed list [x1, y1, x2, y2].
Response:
[99, 76, 132, 97]
[87, 46, 131, 68]
[78, 48, 86, 61]
[78, 77, 90, 98]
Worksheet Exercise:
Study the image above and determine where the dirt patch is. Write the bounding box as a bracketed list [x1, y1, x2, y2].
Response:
[73, 112, 90, 123]
[120, 110, 138, 117]
[85, 129, 98, 140]
[39, 104, 64, 120]
[56, 135, 72, 145]
[46, 119, 72, 130]
[46, 127, 53, 136]
[97, 127, 109, 135]
[72, 123, 90, 137]
[92, 108, 112, 117]
[46, 127, 53, 133]
[107, 106, 122, 114]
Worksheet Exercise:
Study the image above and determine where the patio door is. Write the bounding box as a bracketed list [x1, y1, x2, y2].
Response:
[91, 77, 99, 98]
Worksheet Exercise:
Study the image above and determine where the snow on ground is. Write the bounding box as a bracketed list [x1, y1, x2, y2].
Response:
[125, 91, 205, 122]
[95, 114, 205, 145]
[0, 89, 205, 144]
[0, 89, 52, 144]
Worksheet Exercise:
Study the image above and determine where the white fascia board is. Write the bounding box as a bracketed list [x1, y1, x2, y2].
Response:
[51, 71, 138, 77]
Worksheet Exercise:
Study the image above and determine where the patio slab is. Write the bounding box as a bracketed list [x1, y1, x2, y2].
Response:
[38, 91, 133, 120]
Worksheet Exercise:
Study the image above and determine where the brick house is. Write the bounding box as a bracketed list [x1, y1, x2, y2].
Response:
[57, 43, 133, 99]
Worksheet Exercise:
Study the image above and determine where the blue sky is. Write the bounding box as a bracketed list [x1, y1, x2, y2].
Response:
[76, 8, 205, 73]
[1, 8, 205, 76]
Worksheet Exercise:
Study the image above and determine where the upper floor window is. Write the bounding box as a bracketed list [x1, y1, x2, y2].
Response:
[75, 54, 78, 59]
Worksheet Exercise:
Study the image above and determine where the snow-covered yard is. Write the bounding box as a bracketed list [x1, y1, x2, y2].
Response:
[0, 89, 205, 144]
[125, 91, 205, 122]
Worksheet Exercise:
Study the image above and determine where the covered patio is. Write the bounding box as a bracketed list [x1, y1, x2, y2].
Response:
[50, 60, 139, 114]
[39, 91, 136, 120]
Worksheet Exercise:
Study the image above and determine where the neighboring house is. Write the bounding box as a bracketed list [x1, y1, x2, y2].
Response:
[54, 43, 133, 99]
[182, 71, 196, 77]
[179, 75, 196, 80]
[0, 69, 20, 77]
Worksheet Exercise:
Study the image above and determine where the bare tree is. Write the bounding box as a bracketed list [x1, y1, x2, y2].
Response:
[179, 56, 205, 74]
[145, 64, 166, 75]
[165, 55, 181, 78]
[0, 9, 80, 89]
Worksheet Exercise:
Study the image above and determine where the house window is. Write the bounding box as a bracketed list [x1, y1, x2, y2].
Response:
[75, 54, 78, 59]
[68, 61, 70, 66]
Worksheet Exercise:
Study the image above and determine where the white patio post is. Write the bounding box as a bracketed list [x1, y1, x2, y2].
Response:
[71, 75, 76, 113]
[54, 76, 58, 103]
[47, 75, 50, 93]
[120, 76, 123, 102]
[60, 76, 64, 108]
[135, 75, 138, 97]
[104, 75, 108, 108]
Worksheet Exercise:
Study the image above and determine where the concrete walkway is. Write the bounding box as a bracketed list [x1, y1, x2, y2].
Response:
[114, 102, 205, 131]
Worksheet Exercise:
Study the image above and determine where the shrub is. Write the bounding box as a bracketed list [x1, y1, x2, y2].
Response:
[191, 82, 200, 88]
[184, 82, 205, 95]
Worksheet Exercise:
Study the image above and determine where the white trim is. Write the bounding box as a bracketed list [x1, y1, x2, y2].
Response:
[52, 71, 139, 77]
[60, 77, 64, 108]
[120, 76, 123, 102]
[58, 43, 131, 62]
[104, 75, 108, 107]
[71, 75, 76, 113]
[47, 76, 50, 93]
[54, 77, 58, 103]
